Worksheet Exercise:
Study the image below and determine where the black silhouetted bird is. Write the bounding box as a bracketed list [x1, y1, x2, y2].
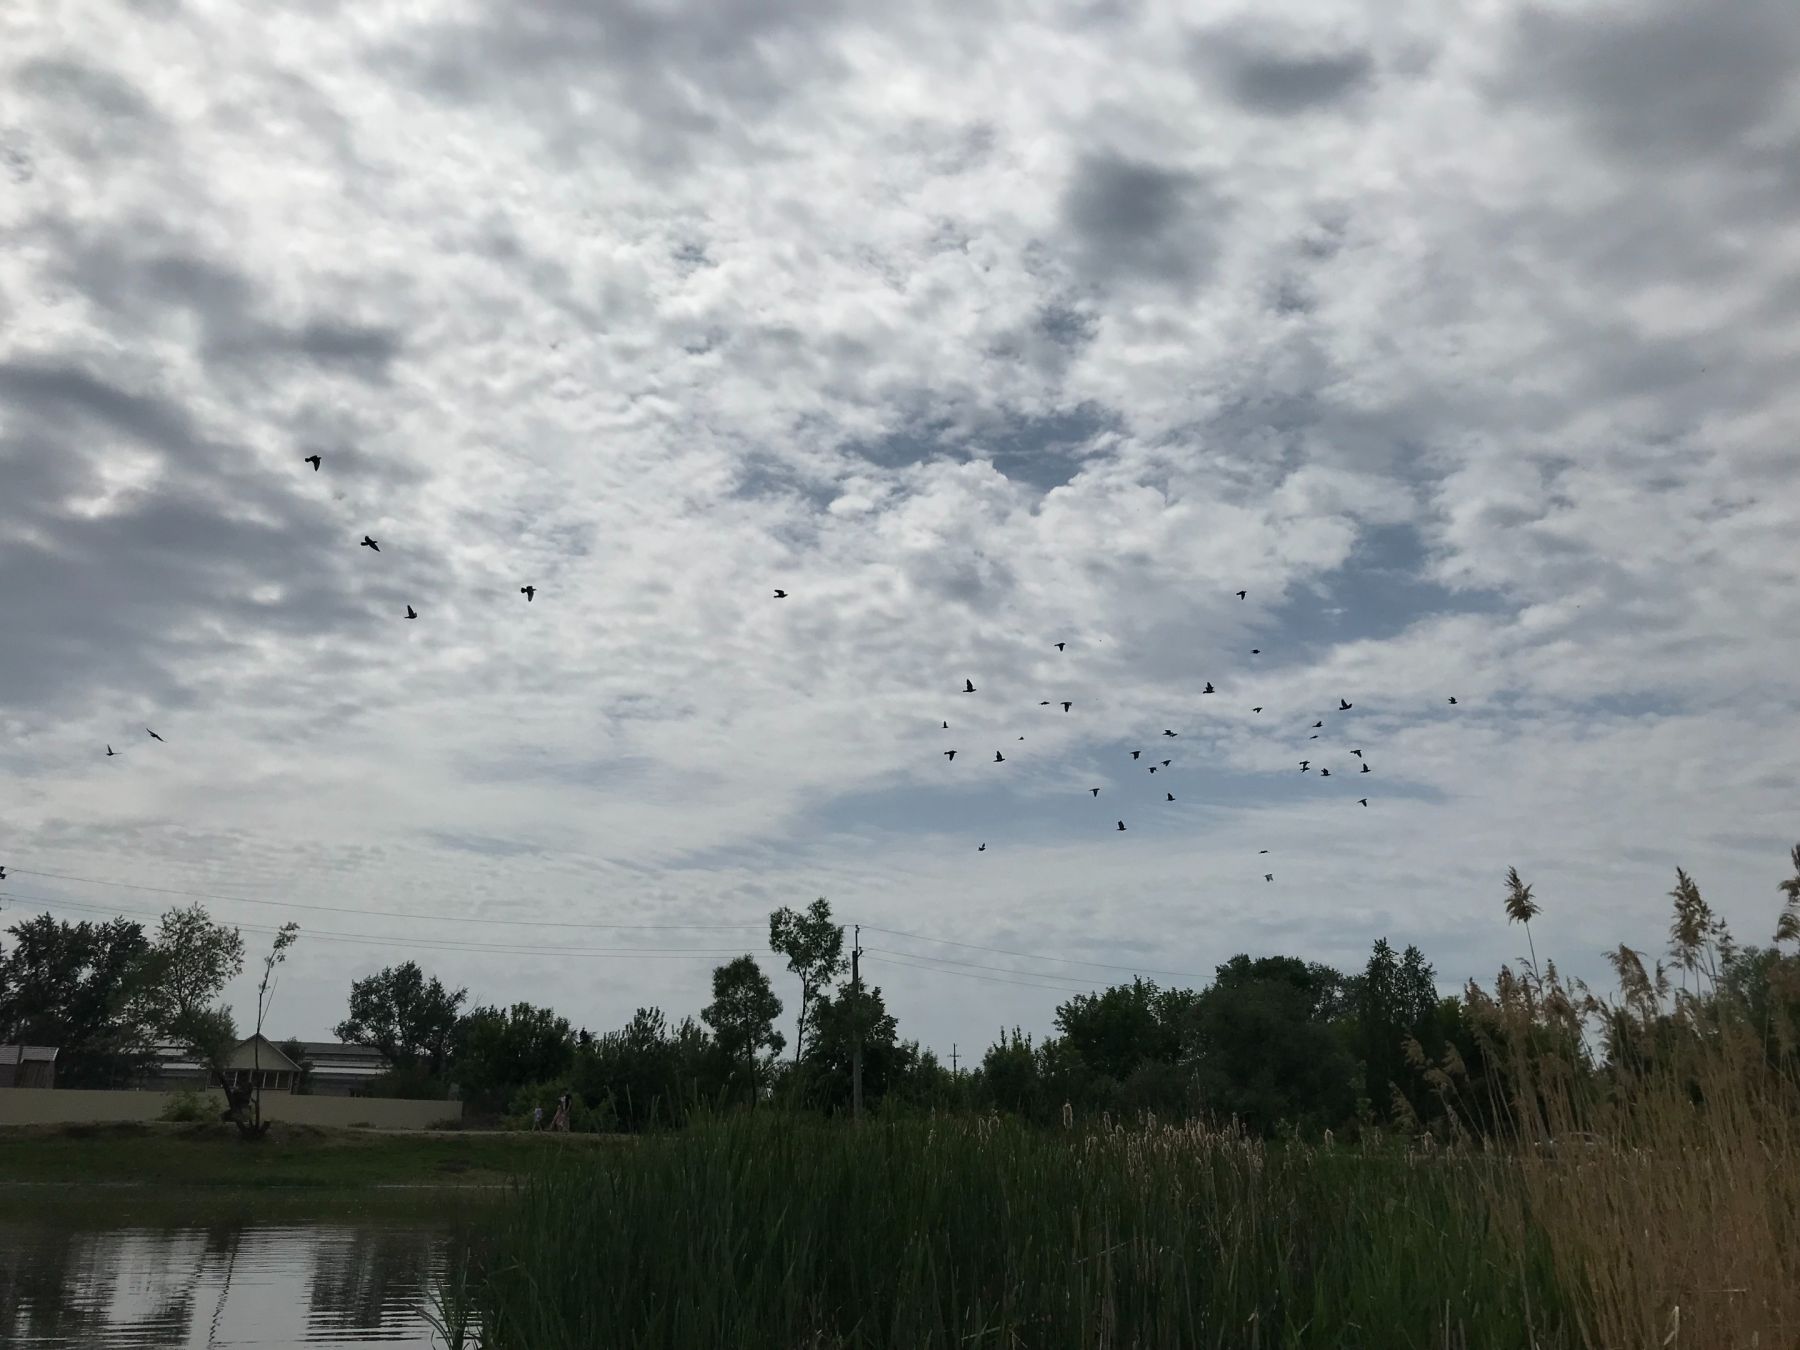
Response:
[772, 589, 786, 598]
[1448, 696, 1458, 705]
[1351, 749, 1363, 758]
[1312, 721, 1323, 728]
[1358, 798, 1368, 806]
[1061, 702, 1072, 712]
[1310, 734, 1319, 739]
[1090, 788, 1100, 796]
[1054, 642, 1066, 651]
[1252, 706, 1263, 713]
[1236, 590, 1246, 599]
[942, 722, 948, 730]
[0, 866, 6, 880]
[1299, 760, 1310, 770]
[963, 679, 976, 693]
[1320, 769, 1331, 777]
[360, 535, 379, 551]
[1160, 759, 1171, 767]
[106, 745, 115, 756]
[523, 586, 537, 601]
[1251, 649, 1260, 655]
[1018, 736, 1024, 741]
[1264, 873, 1273, 882]
[1259, 850, 1269, 854]
[1339, 699, 1352, 710]
[1361, 763, 1371, 773]
[978, 843, 986, 852]
[303, 454, 321, 470]
[1130, 751, 1142, 760]
[994, 751, 1005, 763]
[1040, 701, 1051, 706]
[146, 728, 164, 742]
[1117, 821, 1126, 831]
[1148, 766, 1158, 774]
[1163, 729, 1177, 737]
[944, 750, 957, 761]
[406, 605, 417, 619]
[1203, 683, 1215, 694]
[1166, 792, 1175, 801]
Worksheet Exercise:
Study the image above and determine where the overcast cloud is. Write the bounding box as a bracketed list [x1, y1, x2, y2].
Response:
[2, 0, 1797, 1053]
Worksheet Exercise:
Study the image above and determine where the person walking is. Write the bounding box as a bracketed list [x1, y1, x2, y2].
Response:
[551, 1092, 571, 1133]
[532, 1103, 544, 1131]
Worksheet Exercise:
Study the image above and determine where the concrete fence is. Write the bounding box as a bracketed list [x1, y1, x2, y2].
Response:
[0, 1088, 460, 1131]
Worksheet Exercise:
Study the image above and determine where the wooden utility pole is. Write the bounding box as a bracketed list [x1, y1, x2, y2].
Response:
[950, 1043, 959, 1074]
[851, 924, 864, 1122]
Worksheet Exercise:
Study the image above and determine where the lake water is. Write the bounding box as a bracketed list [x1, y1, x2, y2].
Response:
[0, 1205, 475, 1348]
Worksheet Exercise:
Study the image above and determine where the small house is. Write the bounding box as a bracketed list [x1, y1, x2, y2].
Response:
[0, 1045, 58, 1089]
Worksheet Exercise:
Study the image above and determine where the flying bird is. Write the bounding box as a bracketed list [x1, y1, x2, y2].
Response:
[1236, 590, 1246, 599]
[1061, 702, 1072, 712]
[1448, 696, 1458, 705]
[1252, 706, 1263, 713]
[1054, 642, 1066, 651]
[1299, 760, 1310, 770]
[1320, 769, 1331, 777]
[977, 843, 986, 852]
[1310, 734, 1319, 739]
[1358, 798, 1369, 807]
[405, 605, 417, 619]
[1259, 850, 1269, 854]
[1040, 701, 1051, 707]
[1163, 729, 1177, 738]
[360, 535, 379, 551]
[1251, 649, 1261, 655]
[1339, 699, 1353, 711]
[1117, 821, 1127, 832]
[944, 750, 957, 761]
[303, 454, 321, 471]
[1090, 788, 1100, 796]
[1351, 750, 1363, 758]
[1361, 763, 1371, 773]
[963, 679, 976, 693]
[522, 586, 537, 601]
[994, 751, 1005, 763]
[1160, 759, 1171, 767]
[0, 866, 6, 880]
[1203, 683, 1215, 694]
[1265, 874, 1274, 882]
[772, 589, 786, 598]
[1148, 766, 1158, 774]
[1130, 751, 1142, 760]
[1312, 721, 1323, 729]
[105, 745, 115, 757]
[1166, 792, 1175, 802]
[942, 722, 949, 730]
[146, 728, 164, 742]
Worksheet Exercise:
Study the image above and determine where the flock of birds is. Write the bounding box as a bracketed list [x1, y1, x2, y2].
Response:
[878, 587, 1463, 877]
[86, 452, 1461, 886]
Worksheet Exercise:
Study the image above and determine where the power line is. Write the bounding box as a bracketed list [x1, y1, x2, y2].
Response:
[857, 923, 1206, 982]
[862, 945, 1109, 989]
[0, 890, 769, 961]
[866, 950, 1099, 994]
[2, 865, 765, 931]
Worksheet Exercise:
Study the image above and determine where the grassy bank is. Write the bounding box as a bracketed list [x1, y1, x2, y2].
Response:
[463, 1114, 1575, 1350]
[0, 1121, 621, 1190]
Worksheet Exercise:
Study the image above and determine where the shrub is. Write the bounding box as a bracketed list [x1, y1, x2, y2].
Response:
[159, 1089, 211, 1123]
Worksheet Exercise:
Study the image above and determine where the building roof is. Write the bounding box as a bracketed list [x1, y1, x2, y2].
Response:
[0, 1045, 59, 1063]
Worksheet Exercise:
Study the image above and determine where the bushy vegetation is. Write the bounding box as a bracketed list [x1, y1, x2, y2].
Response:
[456, 845, 1800, 1349]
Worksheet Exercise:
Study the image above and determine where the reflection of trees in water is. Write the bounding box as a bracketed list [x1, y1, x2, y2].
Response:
[305, 1223, 442, 1337]
[0, 1224, 204, 1347]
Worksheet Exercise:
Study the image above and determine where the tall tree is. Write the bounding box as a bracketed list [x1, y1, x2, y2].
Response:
[0, 914, 154, 1086]
[701, 955, 784, 1098]
[139, 905, 249, 1130]
[334, 961, 466, 1079]
[802, 979, 908, 1111]
[246, 924, 299, 1136]
[453, 1002, 576, 1115]
[768, 898, 845, 1064]
[1052, 979, 1196, 1083]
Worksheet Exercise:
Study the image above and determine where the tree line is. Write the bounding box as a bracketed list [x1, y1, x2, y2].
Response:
[6, 847, 1800, 1138]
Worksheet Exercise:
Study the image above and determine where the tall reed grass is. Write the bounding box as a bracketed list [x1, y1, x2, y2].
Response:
[466, 1113, 1572, 1349]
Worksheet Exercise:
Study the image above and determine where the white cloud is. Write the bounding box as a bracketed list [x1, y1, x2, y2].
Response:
[1, 0, 1796, 1055]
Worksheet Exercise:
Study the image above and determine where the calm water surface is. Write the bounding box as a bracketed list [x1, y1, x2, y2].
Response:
[0, 1206, 475, 1348]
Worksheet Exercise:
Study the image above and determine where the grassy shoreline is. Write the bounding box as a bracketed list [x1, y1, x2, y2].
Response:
[0, 1120, 621, 1191]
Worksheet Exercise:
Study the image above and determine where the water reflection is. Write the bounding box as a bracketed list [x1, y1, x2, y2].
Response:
[0, 1215, 463, 1348]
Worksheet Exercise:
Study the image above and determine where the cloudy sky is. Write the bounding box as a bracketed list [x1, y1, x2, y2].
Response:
[2, 0, 1797, 1056]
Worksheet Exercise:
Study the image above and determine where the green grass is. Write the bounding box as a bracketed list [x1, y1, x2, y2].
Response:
[467, 1114, 1579, 1350]
[0, 1121, 623, 1191]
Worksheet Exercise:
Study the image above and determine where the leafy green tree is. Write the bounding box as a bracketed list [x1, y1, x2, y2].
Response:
[978, 1028, 1043, 1118]
[1186, 955, 1356, 1134]
[0, 914, 155, 1086]
[701, 955, 784, 1101]
[245, 924, 299, 1136]
[453, 1002, 576, 1115]
[1052, 979, 1198, 1084]
[277, 1037, 315, 1094]
[800, 979, 911, 1112]
[139, 905, 248, 1130]
[574, 1006, 717, 1130]
[768, 898, 845, 1064]
[334, 961, 466, 1080]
